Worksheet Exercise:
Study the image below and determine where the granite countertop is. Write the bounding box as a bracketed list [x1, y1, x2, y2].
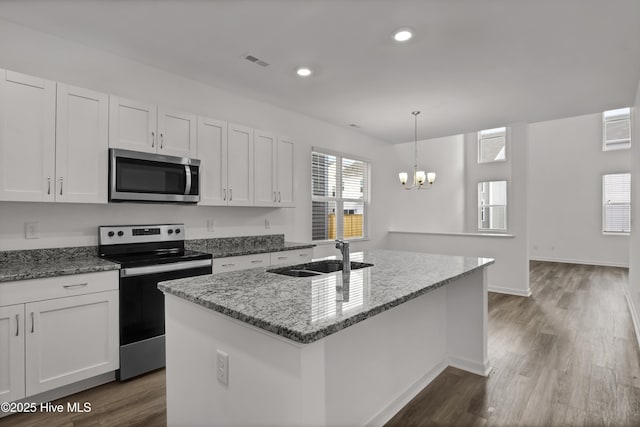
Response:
[185, 235, 314, 258]
[159, 249, 494, 344]
[0, 247, 120, 283]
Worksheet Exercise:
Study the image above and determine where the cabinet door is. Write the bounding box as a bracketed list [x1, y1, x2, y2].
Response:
[254, 130, 277, 207]
[227, 123, 254, 206]
[56, 84, 109, 204]
[158, 108, 197, 158]
[0, 70, 56, 202]
[197, 117, 228, 206]
[277, 137, 295, 207]
[25, 291, 118, 396]
[0, 304, 25, 403]
[108, 96, 157, 153]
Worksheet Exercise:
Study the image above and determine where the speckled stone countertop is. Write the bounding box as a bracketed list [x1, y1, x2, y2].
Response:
[159, 249, 494, 344]
[0, 247, 120, 283]
[185, 234, 314, 258]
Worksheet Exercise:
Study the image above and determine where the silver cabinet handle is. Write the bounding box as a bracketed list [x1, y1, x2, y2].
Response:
[160, 133, 164, 149]
[223, 188, 226, 201]
[277, 256, 287, 260]
[59, 177, 63, 195]
[251, 260, 263, 264]
[63, 282, 88, 289]
[274, 192, 277, 202]
[229, 189, 233, 201]
[278, 192, 281, 203]
[15, 314, 19, 337]
[221, 263, 235, 267]
[151, 131, 155, 148]
[30, 312, 34, 333]
[47, 177, 51, 195]
[299, 253, 308, 257]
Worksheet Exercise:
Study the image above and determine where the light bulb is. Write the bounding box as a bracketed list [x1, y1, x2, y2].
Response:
[399, 172, 408, 185]
[416, 171, 426, 185]
[427, 172, 436, 184]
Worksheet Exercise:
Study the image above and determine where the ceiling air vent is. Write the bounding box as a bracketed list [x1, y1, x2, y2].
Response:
[244, 54, 270, 67]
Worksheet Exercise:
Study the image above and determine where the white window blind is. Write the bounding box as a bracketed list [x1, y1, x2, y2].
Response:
[312, 149, 369, 241]
[478, 180, 507, 231]
[603, 108, 631, 151]
[478, 127, 506, 163]
[603, 173, 631, 233]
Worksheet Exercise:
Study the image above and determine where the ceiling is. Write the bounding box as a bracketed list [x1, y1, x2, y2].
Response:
[1, 0, 639, 143]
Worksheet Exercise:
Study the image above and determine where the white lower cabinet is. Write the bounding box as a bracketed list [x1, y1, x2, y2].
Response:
[0, 271, 119, 402]
[0, 304, 25, 403]
[212, 249, 313, 274]
[269, 249, 313, 266]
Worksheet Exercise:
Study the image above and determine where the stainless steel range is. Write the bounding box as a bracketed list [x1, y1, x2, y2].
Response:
[98, 224, 212, 381]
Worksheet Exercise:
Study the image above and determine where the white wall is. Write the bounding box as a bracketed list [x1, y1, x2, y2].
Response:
[528, 113, 630, 267]
[387, 135, 465, 233]
[0, 19, 391, 251]
[385, 123, 530, 296]
[627, 80, 640, 347]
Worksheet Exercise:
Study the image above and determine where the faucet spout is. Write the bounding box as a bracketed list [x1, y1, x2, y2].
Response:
[335, 240, 351, 275]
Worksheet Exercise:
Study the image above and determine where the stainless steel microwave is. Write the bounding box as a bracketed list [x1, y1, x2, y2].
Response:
[109, 148, 200, 203]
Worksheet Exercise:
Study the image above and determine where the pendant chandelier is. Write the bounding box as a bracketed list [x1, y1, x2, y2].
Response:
[398, 111, 436, 189]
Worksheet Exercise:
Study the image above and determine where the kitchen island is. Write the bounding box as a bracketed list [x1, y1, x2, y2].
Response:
[159, 249, 493, 427]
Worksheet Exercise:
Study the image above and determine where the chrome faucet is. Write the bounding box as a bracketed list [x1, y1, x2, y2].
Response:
[335, 240, 351, 275]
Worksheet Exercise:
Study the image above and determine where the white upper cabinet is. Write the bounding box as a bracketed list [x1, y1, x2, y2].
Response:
[0, 70, 56, 202]
[276, 137, 295, 207]
[109, 97, 195, 158]
[197, 117, 228, 206]
[56, 84, 109, 204]
[227, 123, 254, 206]
[108, 96, 157, 153]
[254, 130, 277, 207]
[157, 108, 196, 158]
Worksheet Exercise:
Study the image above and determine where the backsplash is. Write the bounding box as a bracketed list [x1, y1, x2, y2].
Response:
[186, 234, 285, 253]
[0, 246, 98, 263]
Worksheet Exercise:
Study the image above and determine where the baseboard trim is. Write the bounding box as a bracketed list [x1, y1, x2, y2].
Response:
[530, 256, 629, 269]
[448, 355, 492, 377]
[625, 289, 640, 350]
[365, 360, 447, 427]
[488, 285, 531, 297]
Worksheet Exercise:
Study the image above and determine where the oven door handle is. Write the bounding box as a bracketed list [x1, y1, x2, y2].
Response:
[120, 259, 212, 278]
[184, 165, 192, 195]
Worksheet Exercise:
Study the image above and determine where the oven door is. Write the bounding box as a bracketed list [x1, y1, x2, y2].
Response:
[109, 148, 200, 203]
[119, 261, 212, 345]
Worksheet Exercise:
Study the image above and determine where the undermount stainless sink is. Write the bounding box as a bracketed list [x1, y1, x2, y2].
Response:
[268, 260, 374, 278]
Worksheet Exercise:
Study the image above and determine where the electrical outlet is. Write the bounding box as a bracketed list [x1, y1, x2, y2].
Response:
[216, 350, 229, 385]
[207, 219, 215, 232]
[25, 222, 40, 239]
[265, 219, 271, 229]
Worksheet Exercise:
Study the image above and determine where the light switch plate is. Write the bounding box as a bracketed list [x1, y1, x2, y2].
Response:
[207, 219, 215, 232]
[216, 350, 229, 385]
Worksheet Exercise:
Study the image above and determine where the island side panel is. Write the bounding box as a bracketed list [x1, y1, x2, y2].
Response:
[164, 294, 327, 427]
[323, 286, 449, 427]
[445, 268, 490, 375]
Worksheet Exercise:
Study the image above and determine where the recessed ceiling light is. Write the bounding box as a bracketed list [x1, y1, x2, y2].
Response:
[392, 28, 414, 42]
[296, 67, 313, 77]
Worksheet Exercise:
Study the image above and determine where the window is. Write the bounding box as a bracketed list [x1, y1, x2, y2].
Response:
[478, 127, 506, 163]
[603, 173, 631, 234]
[603, 108, 631, 151]
[478, 181, 507, 231]
[312, 149, 369, 241]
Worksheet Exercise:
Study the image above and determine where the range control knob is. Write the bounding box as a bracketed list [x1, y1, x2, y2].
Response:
[175, 229, 181, 234]
[107, 231, 115, 237]
[117, 231, 124, 237]
[167, 229, 174, 235]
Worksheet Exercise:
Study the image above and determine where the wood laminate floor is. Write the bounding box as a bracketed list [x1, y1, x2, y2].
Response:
[3, 261, 639, 426]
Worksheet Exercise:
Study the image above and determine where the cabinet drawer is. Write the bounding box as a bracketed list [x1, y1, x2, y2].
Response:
[212, 253, 271, 274]
[0, 271, 119, 306]
[270, 249, 313, 266]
